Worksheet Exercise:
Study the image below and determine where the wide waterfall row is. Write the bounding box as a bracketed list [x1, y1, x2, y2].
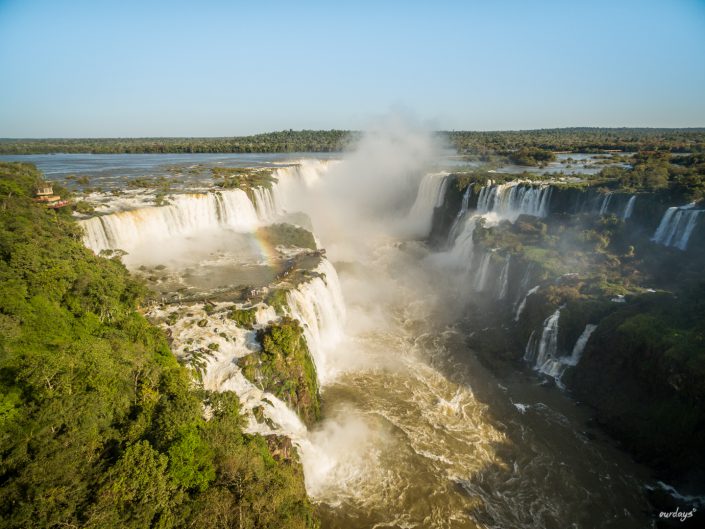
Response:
[80, 189, 266, 253]
[477, 183, 552, 220]
[406, 172, 450, 237]
[285, 259, 347, 385]
[651, 204, 703, 250]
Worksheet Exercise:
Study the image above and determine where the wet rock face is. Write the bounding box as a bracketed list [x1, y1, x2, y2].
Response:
[265, 434, 295, 462]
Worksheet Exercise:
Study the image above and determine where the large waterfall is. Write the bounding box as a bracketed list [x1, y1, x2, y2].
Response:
[80, 189, 260, 253]
[476, 182, 552, 220]
[405, 172, 449, 237]
[447, 185, 472, 243]
[651, 203, 703, 250]
[285, 259, 347, 384]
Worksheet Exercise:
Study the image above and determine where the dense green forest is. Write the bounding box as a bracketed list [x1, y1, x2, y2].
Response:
[2, 128, 704, 155]
[0, 163, 318, 528]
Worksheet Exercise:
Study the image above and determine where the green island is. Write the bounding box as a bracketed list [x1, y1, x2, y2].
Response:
[0, 162, 318, 529]
[240, 318, 320, 427]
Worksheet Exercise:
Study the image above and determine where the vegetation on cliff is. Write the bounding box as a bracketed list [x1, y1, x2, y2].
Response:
[456, 194, 705, 483]
[0, 162, 318, 529]
[239, 318, 320, 426]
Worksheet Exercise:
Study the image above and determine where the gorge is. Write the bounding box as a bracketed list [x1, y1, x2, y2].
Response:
[2, 130, 705, 529]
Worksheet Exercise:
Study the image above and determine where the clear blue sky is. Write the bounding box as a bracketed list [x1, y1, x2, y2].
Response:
[1, 0, 704, 137]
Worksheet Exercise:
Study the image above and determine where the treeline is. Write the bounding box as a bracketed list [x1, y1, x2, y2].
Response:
[0, 130, 353, 155]
[0, 163, 318, 528]
[597, 152, 705, 201]
[446, 127, 705, 155]
[2, 128, 705, 155]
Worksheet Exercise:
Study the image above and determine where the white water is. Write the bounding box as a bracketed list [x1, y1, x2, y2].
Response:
[473, 252, 492, 292]
[252, 186, 282, 222]
[151, 301, 311, 440]
[80, 189, 260, 253]
[524, 308, 561, 368]
[622, 195, 636, 220]
[514, 285, 540, 321]
[651, 203, 703, 250]
[285, 259, 347, 384]
[447, 185, 472, 244]
[496, 256, 510, 300]
[405, 172, 449, 237]
[477, 182, 552, 221]
[537, 324, 597, 387]
[598, 193, 613, 215]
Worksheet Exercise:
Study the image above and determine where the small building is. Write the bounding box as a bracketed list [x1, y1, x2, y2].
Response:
[35, 185, 54, 196]
[34, 183, 70, 209]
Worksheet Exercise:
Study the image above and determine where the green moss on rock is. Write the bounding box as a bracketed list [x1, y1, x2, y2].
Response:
[239, 317, 320, 426]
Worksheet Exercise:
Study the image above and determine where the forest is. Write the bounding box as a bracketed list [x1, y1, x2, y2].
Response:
[2, 128, 705, 155]
[0, 162, 318, 529]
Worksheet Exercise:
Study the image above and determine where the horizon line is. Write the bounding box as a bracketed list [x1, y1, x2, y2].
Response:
[2, 126, 705, 141]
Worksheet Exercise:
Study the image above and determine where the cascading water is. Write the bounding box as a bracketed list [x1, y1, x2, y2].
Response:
[598, 193, 613, 215]
[651, 203, 703, 250]
[447, 185, 472, 244]
[447, 215, 477, 270]
[80, 189, 260, 253]
[473, 252, 492, 292]
[405, 172, 450, 237]
[251, 186, 281, 222]
[537, 324, 597, 387]
[622, 195, 636, 220]
[496, 256, 510, 300]
[477, 182, 552, 220]
[524, 308, 561, 367]
[514, 285, 539, 321]
[285, 259, 347, 384]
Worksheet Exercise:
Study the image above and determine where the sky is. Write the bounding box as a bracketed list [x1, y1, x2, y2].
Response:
[0, 0, 704, 137]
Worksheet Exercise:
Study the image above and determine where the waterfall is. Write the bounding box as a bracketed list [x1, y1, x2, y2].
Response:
[496, 256, 510, 300]
[563, 324, 597, 367]
[477, 183, 551, 220]
[444, 215, 478, 272]
[622, 195, 636, 220]
[651, 203, 703, 250]
[252, 186, 281, 222]
[405, 172, 450, 237]
[514, 285, 539, 321]
[273, 159, 334, 188]
[536, 324, 597, 388]
[79, 189, 260, 253]
[285, 259, 347, 384]
[598, 193, 613, 215]
[524, 308, 561, 367]
[473, 252, 492, 292]
[447, 185, 472, 244]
